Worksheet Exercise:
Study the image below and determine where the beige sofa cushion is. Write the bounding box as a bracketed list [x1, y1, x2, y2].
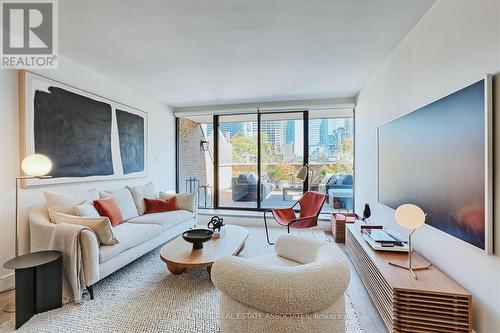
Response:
[53, 213, 118, 245]
[99, 223, 162, 263]
[126, 210, 193, 231]
[100, 188, 139, 220]
[126, 182, 157, 215]
[44, 189, 99, 223]
[75, 200, 100, 217]
[159, 192, 196, 212]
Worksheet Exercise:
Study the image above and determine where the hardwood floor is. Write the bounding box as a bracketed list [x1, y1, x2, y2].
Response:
[0, 235, 387, 332]
[338, 242, 387, 333]
[0, 290, 14, 325]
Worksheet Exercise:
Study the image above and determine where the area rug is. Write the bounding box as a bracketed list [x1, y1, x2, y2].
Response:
[0, 227, 364, 333]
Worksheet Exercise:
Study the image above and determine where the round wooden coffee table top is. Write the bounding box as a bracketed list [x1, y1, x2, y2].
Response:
[160, 225, 249, 274]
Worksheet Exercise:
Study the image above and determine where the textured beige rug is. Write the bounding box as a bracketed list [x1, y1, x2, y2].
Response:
[0, 227, 363, 332]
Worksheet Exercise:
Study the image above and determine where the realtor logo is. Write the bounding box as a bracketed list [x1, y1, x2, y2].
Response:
[1, 0, 58, 68]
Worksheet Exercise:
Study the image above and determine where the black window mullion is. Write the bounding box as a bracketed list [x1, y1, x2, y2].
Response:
[256, 111, 262, 209]
[213, 115, 219, 208]
[303, 110, 309, 193]
[175, 117, 179, 193]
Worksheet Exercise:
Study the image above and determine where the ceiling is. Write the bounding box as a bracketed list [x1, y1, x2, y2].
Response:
[59, 0, 435, 107]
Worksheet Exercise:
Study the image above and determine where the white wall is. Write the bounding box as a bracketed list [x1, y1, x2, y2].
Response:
[354, 0, 500, 331]
[0, 56, 176, 291]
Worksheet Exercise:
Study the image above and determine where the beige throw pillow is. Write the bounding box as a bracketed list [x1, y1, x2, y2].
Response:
[75, 200, 100, 217]
[126, 182, 157, 215]
[100, 188, 139, 220]
[159, 192, 196, 212]
[54, 213, 119, 245]
[44, 189, 99, 223]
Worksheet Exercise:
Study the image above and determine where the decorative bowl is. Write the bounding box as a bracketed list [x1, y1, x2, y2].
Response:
[182, 229, 214, 249]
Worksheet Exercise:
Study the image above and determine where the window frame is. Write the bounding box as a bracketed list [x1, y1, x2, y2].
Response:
[175, 110, 355, 213]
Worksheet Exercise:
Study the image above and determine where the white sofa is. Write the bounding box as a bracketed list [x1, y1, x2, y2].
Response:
[211, 235, 351, 333]
[29, 196, 195, 296]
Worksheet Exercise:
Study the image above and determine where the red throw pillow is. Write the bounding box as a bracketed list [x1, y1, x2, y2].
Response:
[144, 197, 178, 214]
[93, 198, 124, 227]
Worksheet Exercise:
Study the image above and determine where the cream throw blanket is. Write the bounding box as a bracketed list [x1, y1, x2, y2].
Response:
[49, 223, 90, 304]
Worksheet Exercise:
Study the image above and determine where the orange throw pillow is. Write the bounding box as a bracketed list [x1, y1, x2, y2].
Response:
[93, 198, 124, 227]
[144, 197, 178, 214]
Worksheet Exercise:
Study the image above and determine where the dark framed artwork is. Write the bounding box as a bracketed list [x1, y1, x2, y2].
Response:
[20, 70, 148, 186]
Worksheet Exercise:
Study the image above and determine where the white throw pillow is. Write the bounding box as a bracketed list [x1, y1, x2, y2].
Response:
[44, 189, 99, 223]
[100, 188, 139, 220]
[159, 192, 196, 212]
[75, 201, 100, 218]
[126, 182, 157, 215]
[53, 213, 119, 245]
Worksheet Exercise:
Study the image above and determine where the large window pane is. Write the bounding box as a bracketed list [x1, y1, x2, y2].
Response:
[218, 114, 258, 208]
[177, 110, 354, 213]
[309, 113, 354, 214]
[260, 112, 304, 209]
[177, 116, 214, 208]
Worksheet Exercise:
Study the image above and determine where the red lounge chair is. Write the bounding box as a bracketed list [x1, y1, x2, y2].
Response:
[264, 191, 327, 245]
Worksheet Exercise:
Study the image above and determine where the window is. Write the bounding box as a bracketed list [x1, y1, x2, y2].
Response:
[309, 111, 354, 214]
[217, 114, 258, 208]
[260, 112, 304, 209]
[177, 116, 214, 208]
[176, 109, 354, 213]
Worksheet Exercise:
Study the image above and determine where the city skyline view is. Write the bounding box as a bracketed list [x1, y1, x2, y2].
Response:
[208, 117, 353, 163]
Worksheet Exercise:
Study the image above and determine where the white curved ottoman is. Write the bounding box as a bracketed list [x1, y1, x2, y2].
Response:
[211, 234, 351, 333]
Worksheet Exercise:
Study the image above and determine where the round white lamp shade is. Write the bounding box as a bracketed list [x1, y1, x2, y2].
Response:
[395, 204, 426, 229]
[21, 154, 52, 177]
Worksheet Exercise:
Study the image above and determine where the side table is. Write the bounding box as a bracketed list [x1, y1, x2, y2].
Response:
[331, 213, 357, 242]
[3, 251, 62, 329]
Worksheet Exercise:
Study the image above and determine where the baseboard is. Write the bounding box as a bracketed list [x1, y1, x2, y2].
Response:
[198, 211, 330, 231]
[0, 272, 15, 292]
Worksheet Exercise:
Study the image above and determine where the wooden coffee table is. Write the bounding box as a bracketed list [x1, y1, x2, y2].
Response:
[160, 225, 249, 275]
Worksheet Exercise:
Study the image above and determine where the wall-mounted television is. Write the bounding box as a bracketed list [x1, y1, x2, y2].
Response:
[378, 76, 492, 253]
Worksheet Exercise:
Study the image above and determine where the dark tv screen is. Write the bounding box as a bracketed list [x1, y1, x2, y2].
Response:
[378, 80, 486, 250]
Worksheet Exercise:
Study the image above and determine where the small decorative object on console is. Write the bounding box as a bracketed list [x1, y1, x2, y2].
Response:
[362, 203, 371, 223]
[207, 216, 225, 238]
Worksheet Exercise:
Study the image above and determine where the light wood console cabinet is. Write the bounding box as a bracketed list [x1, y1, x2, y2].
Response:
[345, 223, 472, 332]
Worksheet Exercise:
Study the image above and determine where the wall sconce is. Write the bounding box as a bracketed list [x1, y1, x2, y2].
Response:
[200, 140, 209, 151]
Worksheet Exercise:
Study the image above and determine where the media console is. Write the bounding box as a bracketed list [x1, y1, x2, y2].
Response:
[345, 223, 472, 332]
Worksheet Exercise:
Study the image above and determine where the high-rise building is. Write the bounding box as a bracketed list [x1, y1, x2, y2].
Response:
[260, 121, 285, 151]
[244, 121, 258, 137]
[319, 119, 328, 145]
[344, 118, 353, 138]
[308, 119, 322, 146]
[218, 122, 245, 138]
[285, 120, 295, 144]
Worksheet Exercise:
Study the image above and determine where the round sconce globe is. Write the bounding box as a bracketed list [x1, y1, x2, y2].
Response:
[395, 204, 426, 229]
[21, 154, 52, 177]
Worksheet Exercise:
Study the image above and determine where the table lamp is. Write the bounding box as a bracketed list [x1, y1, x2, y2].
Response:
[389, 204, 432, 279]
[3, 154, 52, 313]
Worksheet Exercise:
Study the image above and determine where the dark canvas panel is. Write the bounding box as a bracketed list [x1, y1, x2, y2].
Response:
[34, 86, 114, 177]
[116, 109, 145, 174]
[378, 80, 485, 249]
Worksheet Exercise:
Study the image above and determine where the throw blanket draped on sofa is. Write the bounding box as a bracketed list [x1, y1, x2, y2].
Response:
[49, 223, 90, 304]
